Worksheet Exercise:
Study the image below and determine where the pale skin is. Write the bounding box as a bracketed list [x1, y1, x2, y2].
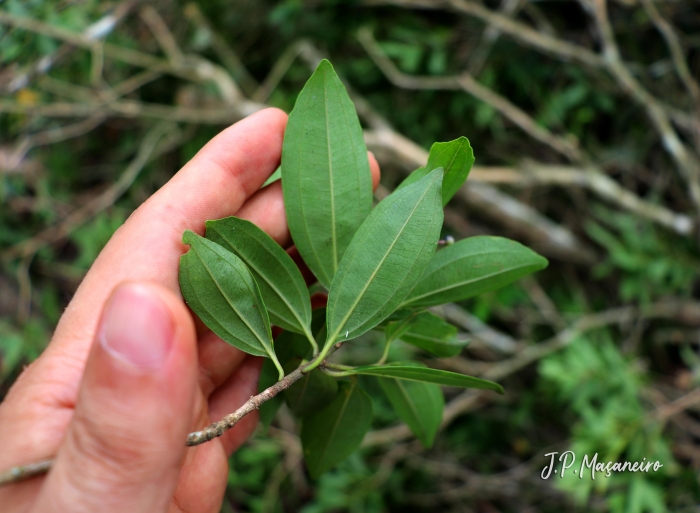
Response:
[0, 108, 381, 513]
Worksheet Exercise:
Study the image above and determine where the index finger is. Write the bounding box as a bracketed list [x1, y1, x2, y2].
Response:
[50, 108, 288, 359]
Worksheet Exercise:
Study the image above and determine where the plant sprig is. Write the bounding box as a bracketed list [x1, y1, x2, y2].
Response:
[179, 59, 548, 477]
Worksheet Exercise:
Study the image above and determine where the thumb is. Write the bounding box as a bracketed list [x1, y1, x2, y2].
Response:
[32, 282, 198, 513]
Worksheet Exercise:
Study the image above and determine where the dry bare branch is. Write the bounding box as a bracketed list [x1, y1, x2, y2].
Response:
[1, 122, 178, 263]
[639, 0, 700, 105]
[582, 0, 700, 214]
[358, 27, 583, 162]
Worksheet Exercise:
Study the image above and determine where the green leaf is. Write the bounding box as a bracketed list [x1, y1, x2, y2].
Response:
[263, 166, 281, 187]
[346, 364, 504, 394]
[325, 169, 444, 346]
[179, 230, 283, 377]
[283, 359, 338, 417]
[398, 137, 474, 205]
[403, 236, 548, 308]
[301, 380, 374, 478]
[378, 362, 444, 447]
[389, 311, 468, 357]
[206, 217, 313, 338]
[281, 59, 373, 287]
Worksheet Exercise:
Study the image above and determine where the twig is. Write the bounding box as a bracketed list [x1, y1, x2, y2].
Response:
[462, 160, 694, 235]
[363, 301, 700, 446]
[0, 459, 53, 487]
[437, 303, 519, 354]
[253, 40, 310, 103]
[9, 114, 108, 170]
[521, 276, 567, 330]
[0, 98, 263, 124]
[139, 6, 185, 66]
[365, 0, 604, 67]
[517, 161, 694, 235]
[186, 365, 308, 445]
[358, 27, 583, 163]
[2, 1, 135, 92]
[0, 12, 248, 108]
[640, 0, 700, 105]
[186, 351, 340, 445]
[1, 122, 177, 263]
[584, 0, 700, 215]
[467, 0, 523, 76]
[183, 3, 259, 97]
[648, 388, 700, 424]
[358, 28, 694, 235]
[364, 0, 697, 147]
[363, 128, 597, 263]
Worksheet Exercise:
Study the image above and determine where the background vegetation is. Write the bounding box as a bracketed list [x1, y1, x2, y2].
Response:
[1, 0, 699, 511]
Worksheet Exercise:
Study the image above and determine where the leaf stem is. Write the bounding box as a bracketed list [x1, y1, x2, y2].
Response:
[377, 337, 392, 365]
[304, 327, 319, 356]
[324, 362, 355, 371]
[303, 340, 335, 373]
[320, 368, 353, 378]
[270, 351, 285, 381]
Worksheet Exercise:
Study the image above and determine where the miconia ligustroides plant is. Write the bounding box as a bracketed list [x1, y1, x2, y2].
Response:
[179, 59, 548, 478]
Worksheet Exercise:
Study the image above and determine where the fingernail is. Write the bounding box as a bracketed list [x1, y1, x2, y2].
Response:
[99, 284, 174, 369]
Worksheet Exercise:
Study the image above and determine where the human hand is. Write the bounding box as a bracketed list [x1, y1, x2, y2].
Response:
[0, 108, 380, 513]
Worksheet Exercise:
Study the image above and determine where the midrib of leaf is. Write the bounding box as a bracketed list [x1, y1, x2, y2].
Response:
[328, 185, 434, 345]
[332, 69, 365, 253]
[182, 257, 260, 355]
[403, 333, 453, 344]
[407, 250, 537, 303]
[436, 140, 462, 174]
[324, 69, 338, 275]
[317, 381, 356, 467]
[356, 368, 442, 385]
[294, 82, 327, 285]
[395, 379, 424, 438]
[213, 227, 305, 330]
[191, 244, 272, 355]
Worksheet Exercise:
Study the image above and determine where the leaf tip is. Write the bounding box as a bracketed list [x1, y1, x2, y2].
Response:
[316, 58, 334, 73]
[182, 229, 197, 246]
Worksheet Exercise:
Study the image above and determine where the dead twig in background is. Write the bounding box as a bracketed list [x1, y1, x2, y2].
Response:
[583, 0, 700, 214]
[363, 301, 700, 446]
[358, 27, 583, 163]
[363, 128, 598, 263]
[359, 27, 695, 236]
[1, 122, 177, 263]
[140, 6, 185, 66]
[183, 3, 259, 97]
[639, 0, 700, 106]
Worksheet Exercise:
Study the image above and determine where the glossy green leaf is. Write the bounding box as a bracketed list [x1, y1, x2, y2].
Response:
[398, 137, 474, 205]
[325, 169, 444, 346]
[206, 217, 312, 337]
[388, 311, 468, 357]
[347, 363, 504, 394]
[281, 59, 373, 287]
[179, 231, 282, 377]
[283, 359, 338, 417]
[403, 236, 549, 308]
[378, 362, 444, 447]
[301, 381, 374, 478]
